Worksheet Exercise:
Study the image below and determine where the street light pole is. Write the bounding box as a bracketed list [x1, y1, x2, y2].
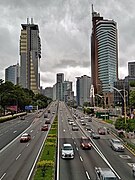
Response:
[109, 85, 127, 124]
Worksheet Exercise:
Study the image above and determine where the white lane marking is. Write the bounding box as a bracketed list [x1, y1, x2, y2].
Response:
[74, 141, 76, 144]
[16, 154, 21, 160]
[0, 173, 6, 180]
[30, 130, 33, 133]
[72, 137, 74, 139]
[119, 155, 131, 159]
[80, 156, 83, 161]
[128, 163, 135, 167]
[76, 147, 79, 151]
[27, 143, 30, 147]
[13, 131, 17, 133]
[63, 129, 65, 132]
[0, 125, 32, 154]
[33, 136, 35, 139]
[86, 171, 91, 180]
[62, 120, 63, 122]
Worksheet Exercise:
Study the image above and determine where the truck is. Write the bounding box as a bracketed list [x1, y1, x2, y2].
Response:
[95, 167, 117, 180]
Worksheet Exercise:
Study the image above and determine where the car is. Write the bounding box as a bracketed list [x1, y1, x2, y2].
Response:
[48, 109, 50, 113]
[68, 119, 74, 125]
[72, 124, 79, 131]
[61, 143, 74, 159]
[98, 127, 106, 135]
[95, 167, 117, 180]
[45, 119, 51, 124]
[132, 164, 135, 177]
[91, 132, 100, 139]
[85, 124, 91, 131]
[21, 116, 25, 120]
[41, 124, 48, 131]
[80, 120, 86, 126]
[44, 113, 48, 118]
[20, 133, 31, 142]
[110, 138, 125, 152]
[80, 137, 92, 150]
[52, 111, 55, 114]
[85, 116, 92, 122]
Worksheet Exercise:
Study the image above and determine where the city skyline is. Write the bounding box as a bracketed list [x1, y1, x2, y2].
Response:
[0, 0, 135, 91]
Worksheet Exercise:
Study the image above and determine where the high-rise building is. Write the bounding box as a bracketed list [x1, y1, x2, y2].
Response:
[91, 5, 118, 96]
[57, 73, 64, 83]
[128, 61, 135, 76]
[5, 64, 19, 85]
[44, 87, 53, 99]
[76, 75, 91, 106]
[20, 18, 41, 94]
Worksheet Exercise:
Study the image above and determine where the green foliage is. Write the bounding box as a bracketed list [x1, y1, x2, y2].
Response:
[37, 160, 54, 168]
[115, 118, 135, 132]
[130, 81, 135, 87]
[0, 82, 50, 114]
[129, 90, 135, 107]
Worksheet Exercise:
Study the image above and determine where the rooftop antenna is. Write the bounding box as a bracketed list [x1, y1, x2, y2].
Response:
[31, 18, 34, 24]
[27, 17, 29, 24]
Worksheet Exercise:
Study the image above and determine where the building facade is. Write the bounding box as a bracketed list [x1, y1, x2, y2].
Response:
[20, 18, 41, 94]
[91, 5, 118, 105]
[5, 64, 19, 85]
[128, 61, 135, 76]
[44, 87, 53, 99]
[76, 75, 91, 106]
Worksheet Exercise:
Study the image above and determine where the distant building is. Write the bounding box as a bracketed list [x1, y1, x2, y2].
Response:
[128, 61, 135, 76]
[20, 18, 41, 94]
[53, 73, 73, 102]
[5, 64, 19, 85]
[76, 75, 91, 106]
[57, 73, 64, 83]
[91, 5, 118, 105]
[44, 87, 53, 99]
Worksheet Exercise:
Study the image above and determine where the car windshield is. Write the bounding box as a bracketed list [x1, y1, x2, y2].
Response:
[105, 178, 117, 180]
[63, 145, 73, 150]
[22, 134, 28, 137]
[113, 140, 121, 144]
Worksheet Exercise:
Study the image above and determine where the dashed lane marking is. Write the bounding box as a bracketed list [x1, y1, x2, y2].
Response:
[119, 155, 131, 159]
[86, 171, 91, 180]
[16, 154, 21, 160]
[80, 156, 83, 161]
[0, 173, 6, 180]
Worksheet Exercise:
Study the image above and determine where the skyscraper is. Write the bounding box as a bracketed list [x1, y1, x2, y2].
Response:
[91, 5, 118, 96]
[5, 64, 19, 85]
[20, 18, 41, 94]
[76, 75, 91, 106]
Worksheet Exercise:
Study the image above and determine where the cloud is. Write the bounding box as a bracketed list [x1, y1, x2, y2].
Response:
[0, 0, 134, 91]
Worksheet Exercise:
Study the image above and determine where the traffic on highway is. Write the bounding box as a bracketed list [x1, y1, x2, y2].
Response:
[0, 101, 135, 180]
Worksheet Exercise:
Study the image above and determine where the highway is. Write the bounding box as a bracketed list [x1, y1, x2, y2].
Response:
[58, 102, 135, 180]
[0, 103, 57, 180]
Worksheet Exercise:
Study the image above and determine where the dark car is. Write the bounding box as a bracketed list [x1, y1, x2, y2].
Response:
[41, 124, 48, 131]
[45, 119, 51, 124]
[20, 133, 31, 143]
[80, 137, 92, 150]
[91, 132, 100, 139]
[44, 113, 48, 118]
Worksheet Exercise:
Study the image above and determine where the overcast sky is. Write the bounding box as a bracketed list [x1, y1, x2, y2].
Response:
[0, 0, 135, 91]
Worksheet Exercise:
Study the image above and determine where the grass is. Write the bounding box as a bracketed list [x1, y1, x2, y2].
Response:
[33, 116, 58, 180]
[104, 119, 114, 124]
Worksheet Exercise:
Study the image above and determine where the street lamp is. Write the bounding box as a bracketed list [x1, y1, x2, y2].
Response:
[109, 85, 128, 124]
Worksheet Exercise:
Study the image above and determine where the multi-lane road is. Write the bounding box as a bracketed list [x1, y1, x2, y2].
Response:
[58, 102, 135, 180]
[0, 101, 135, 180]
[0, 103, 57, 180]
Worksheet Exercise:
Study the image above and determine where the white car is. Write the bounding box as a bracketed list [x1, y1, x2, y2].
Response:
[61, 143, 74, 159]
[110, 138, 124, 152]
[68, 119, 74, 125]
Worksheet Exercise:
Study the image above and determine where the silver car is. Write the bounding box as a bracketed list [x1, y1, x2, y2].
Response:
[61, 143, 74, 159]
[110, 138, 124, 152]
